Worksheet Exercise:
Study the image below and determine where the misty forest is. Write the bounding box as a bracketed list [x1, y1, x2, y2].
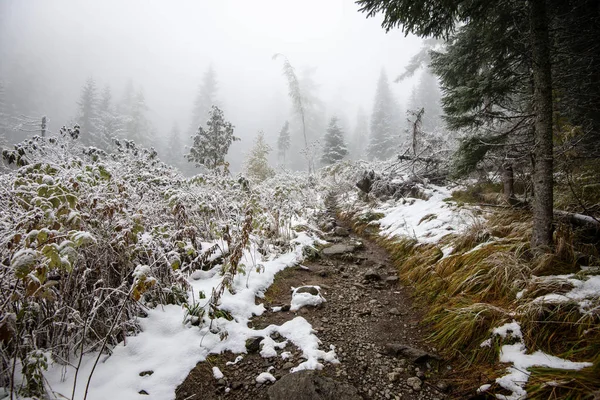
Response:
[1, 1, 599, 399]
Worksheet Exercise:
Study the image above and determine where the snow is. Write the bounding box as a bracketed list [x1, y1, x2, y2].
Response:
[259, 336, 288, 358]
[363, 185, 476, 244]
[531, 274, 600, 314]
[255, 372, 276, 384]
[226, 356, 243, 366]
[212, 367, 224, 380]
[43, 231, 338, 399]
[486, 321, 593, 399]
[477, 384, 491, 393]
[290, 286, 325, 311]
[492, 320, 522, 340]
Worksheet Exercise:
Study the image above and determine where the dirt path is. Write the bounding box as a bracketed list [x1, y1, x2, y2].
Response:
[176, 205, 452, 400]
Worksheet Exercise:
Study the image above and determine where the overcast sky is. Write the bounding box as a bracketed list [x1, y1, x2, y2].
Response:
[0, 0, 423, 153]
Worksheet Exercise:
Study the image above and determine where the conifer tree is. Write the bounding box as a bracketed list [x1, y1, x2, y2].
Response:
[277, 121, 291, 165]
[368, 70, 399, 160]
[357, 0, 559, 250]
[187, 106, 239, 173]
[245, 131, 275, 182]
[351, 108, 369, 160]
[321, 116, 348, 165]
[0, 81, 8, 148]
[77, 77, 98, 146]
[165, 123, 183, 167]
[95, 85, 121, 150]
[189, 65, 218, 137]
[125, 88, 153, 147]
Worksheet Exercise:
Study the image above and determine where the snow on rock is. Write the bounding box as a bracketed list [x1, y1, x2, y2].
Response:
[256, 372, 276, 384]
[260, 336, 288, 358]
[212, 367, 224, 380]
[226, 356, 243, 366]
[290, 286, 325, 311]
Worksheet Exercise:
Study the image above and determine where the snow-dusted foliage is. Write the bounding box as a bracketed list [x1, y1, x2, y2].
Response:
[321, 116, 348, 166]
[0, 131, 325, 397]
[368, 70, 402, 161]
[187, 106, 239, 174]
[245, 131, 275, 183]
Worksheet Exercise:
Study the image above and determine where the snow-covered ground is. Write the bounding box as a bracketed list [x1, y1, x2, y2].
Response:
[43, 232, 338, 399]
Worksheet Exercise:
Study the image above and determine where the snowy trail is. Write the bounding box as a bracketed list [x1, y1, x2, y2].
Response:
[44, 232, 338, 400]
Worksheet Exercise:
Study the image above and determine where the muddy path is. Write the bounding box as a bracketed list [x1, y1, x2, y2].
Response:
[176, 204, 453, 400]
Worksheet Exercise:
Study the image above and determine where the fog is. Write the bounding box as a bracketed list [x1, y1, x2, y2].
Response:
[0, 0, 426, 172]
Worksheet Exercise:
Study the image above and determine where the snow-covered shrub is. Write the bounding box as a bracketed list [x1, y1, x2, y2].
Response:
[0, 131, 326, 396]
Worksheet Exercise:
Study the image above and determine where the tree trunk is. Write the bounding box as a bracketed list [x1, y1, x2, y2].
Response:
[529, 0, 554, 251]
[502, 163, 517, 206]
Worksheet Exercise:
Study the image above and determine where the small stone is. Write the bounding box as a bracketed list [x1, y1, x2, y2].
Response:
[334, 227, 350, 236]
[231, 382, 243, 390]
[388, 308, 402, 316]
[246, 337, 262, 353]
[387, 372, 400, 382]
[283, 362, 295, 370]
[139, 370, 154, 377]
[295, 286, 320, 296]
[138, 390, 149, 395]
[321, 317, 329, 323]
[281, 305, 291, 312]
[406, 377, 422, 391]
[385, 276, 399, 284]
[364, 269, 381, 281]
[218, 378, 227, 386]
[435, 381, 450, 392]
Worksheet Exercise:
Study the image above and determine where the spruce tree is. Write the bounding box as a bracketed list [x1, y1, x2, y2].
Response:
[77, 77, 98, 146]
[187, 106, 239, 173]
[277, 121, 291, 165]
[0, 81, 8, 148]
[95, 85, 121, 150]
[408, 71, 443, 133]
[165, 123, 183, 167]
[357, 0, 559, 250]
[368, 70, 399, 160]
[351, 108, 369, 160]
[189, 65, 218, 137]
[245, 131, 275, 182]
[125, 88, 153, 147]
[321, 116, 348, 165]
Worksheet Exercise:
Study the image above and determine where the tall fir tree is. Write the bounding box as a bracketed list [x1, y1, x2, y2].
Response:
[356, 0, 579, 250]
[0, 80, 8, 148]
[351, 108, 369, 160]
[368, 70, 399, 160]
[165, 122, 183, 168]
[245, 131, 275, 182]
[408, 71, 443, 133]
[189, 65, 218, 137]
[321, 116, 348, 165]
[95, 85, 122, 150]
[187, 106, 239, 173]
[125, 87, 153, 148]
[77, 77, 98, 146]
[277, 121, 291, 166]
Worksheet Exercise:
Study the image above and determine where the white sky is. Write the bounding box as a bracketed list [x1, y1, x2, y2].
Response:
[0, 0, 422, 145]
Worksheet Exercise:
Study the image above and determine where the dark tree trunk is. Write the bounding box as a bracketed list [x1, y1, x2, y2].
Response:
[529, 0, 554, 251]
[502, 163, 517, 206]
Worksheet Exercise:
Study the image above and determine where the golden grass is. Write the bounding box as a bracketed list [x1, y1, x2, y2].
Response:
[344, 201, 600, 397]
